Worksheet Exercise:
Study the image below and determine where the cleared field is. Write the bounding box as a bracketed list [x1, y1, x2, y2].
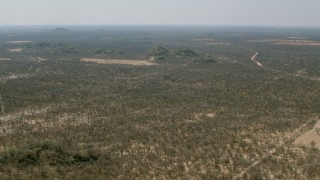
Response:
[287, 37, 306, 39]
[246, 39, 320, 46]
[273, 41, 320, 46]
[206, 42, 230, 45]
[81, 58, 157, 66]
[187, 39, 229, 45]
[295, 120, 320, 149]
[5, 41, 31, 44]
[8, 48, 22, 52]
[0, 57, 11, 61]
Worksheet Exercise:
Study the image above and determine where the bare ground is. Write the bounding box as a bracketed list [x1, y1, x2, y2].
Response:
[250, 51, 279, 72]
[0, 57, 11, 61]
[246, 39, 320, 46]
[274, 41, 320, 46]
[251, 52, 262, 67]
[287, 37, 306, 39]
[294, 120, 320, 149]
[8, 48, 22, 52]
[81, 58, 156, 66]
[187, 39, 229, 45]
[206, 42, 230, 45]
[5, 41, 31, 44]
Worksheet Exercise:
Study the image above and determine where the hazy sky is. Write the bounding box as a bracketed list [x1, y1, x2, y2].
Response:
[1, 0, 320, 26]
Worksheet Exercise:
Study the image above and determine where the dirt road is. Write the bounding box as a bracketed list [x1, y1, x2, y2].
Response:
[251, 52, 262, 67]
[250, 51, 279, 72]
[249, 51, 320, 82]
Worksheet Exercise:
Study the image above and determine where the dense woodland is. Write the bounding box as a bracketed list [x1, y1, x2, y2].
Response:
[0, 26, 320, 179]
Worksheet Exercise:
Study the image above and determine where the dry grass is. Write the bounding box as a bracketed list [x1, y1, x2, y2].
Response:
[81, 58, 157, 66]
[0, 107, 50, 123]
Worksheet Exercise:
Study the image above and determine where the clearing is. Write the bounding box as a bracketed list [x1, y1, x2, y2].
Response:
[81, 58, 156, 66]
[206, 42, 230, 45]
[8, 48, 22, 52]
[287, 37, 306, 39]
[273, 40, 320, 46]
[5, 41, 31, 44]
[246, 39, 320, 46]
[187, 39, 229, 45]
[0, 57, 11, 61]
[294, 120, 320, 149]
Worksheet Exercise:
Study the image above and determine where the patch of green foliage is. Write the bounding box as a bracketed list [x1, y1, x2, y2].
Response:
[148, 46, 170, 60]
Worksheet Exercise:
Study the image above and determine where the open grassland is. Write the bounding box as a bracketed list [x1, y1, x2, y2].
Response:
[0, 26, 320, 179]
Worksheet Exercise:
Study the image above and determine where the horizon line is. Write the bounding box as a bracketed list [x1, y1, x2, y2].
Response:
[1, 24, 320, 28]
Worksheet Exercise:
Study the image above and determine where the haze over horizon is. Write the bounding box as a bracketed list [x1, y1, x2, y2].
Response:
[1, 0, 320, 27]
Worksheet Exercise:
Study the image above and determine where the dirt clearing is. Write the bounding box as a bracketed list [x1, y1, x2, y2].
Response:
[294, 120, 320, 149]
[246, 39, 320, 46]
[8, 48, 22, 52]
[81, 58, 157, 66]
[187, 39, 229, 45]
[287, 37, 306, 39]
[273, 41, 320, 46]
[0, 57, 11, 61]
[5, 41, 31, 44]
[206, 42, 230, 45]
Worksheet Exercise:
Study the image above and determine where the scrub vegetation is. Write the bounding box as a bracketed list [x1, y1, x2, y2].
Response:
[0, 26, 320, 179]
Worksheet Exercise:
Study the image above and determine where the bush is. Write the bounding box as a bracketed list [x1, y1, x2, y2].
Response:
[0, 142, 101, 167]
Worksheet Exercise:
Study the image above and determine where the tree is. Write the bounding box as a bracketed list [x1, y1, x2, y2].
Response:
[148, 46, 170, 60]
[310, 141, 316, 148]
[174, 47, 199, 58]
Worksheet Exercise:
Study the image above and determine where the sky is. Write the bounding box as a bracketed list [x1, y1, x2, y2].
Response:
[0, 0, 320, 27]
